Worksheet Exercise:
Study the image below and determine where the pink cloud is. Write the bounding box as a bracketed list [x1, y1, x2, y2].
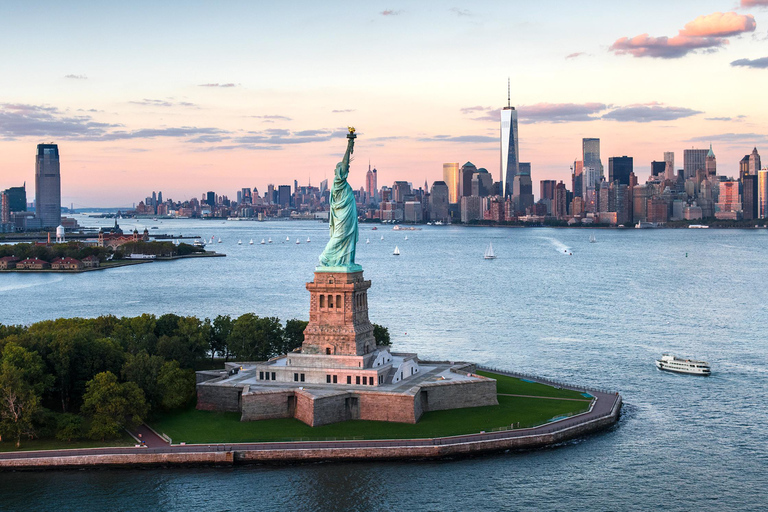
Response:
[611, 12, 756, 58]
[741, 0, 768, 7]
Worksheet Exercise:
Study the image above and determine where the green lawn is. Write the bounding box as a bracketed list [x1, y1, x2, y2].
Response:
[0, 433, 134, 453]
[151, 395, 590, 444]
[476, 371, 591, 400]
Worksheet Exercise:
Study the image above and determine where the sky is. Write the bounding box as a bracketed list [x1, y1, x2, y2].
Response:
[1, 0, 767, 207]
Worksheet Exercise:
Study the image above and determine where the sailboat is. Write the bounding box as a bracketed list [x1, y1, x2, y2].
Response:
[484, 242, 496, 260]
[307, 237, 311, 242]
[366, 238, 370, 244]
[268, 237, 272, 244]
[380, 235, 384, 240]
[393, 246, 400, 256]
[260, 239, 265, 245]
[237, 239, 242, 245]
[286, 236, 290, 242]
[218, 238, 222, 243]
[296, 238, 300, 244]
[249, 239, 254, 245]
[590, 233, 596, 243]
[404, 235, 408, 240]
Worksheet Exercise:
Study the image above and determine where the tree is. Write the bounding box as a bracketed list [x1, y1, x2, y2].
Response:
[229, 314, 284, 361]
[81, 372, 148, 440]
[210, 315, 233, 362]
[0, 343, 50, 448]
[112, 314, 158, 355]
[282, 319, 308, 354]
[121, 351, 165, 408]
[157, 361, 195, 410]
[373, 324, 391, 347]
[55, 413, 83, 442]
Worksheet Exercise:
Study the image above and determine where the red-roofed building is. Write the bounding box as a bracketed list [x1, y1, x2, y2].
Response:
[0, 256, 20, 270]
[51, 257, 83, 270]
[82, 255, 100, 268]
[17, 258, 50, 270]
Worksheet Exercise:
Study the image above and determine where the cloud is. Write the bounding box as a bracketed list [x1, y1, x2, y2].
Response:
[380, 9, 402, 15]
[687, 132, 767, 143]
[705, 117, 734, 121]
[741, 0, 768, 7]
[64, 74, 87, 80]
[198, 83, 237, 88]
[450, 7, 471, 16]
[610, 11, 756, 58]
[519, 103, 608, 123]
[602, 103, 702, 122]
[250, 114, 292, 121]
[332, 109, 356, 113]
[418, 134, 497, 143]
[0, 103, 118, 140]
[98, 127, 227, 141]
[129, 98, 198, 108]
[566, 52, 586, 59]
[731, 56, 768, 68]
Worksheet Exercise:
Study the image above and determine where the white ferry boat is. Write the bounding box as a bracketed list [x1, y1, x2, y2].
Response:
[655, 354, 711, 376]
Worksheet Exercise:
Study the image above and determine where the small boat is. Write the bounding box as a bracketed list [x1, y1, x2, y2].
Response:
[404, 235, 408, 240]
[260, 239, 265, 245]
[366, 238, 370, 244]
[193, 240, 206, 248]
[307, 237, 311, 242]
[372, 227, 378, 230]
[393, 246, 400, 256]
[249, 239, 254, 245]
[380, 235, 384, 240]
[268, 238, 272, 243]
[655, 354, 711, 376]
[296, 238, 300, 244]
[218, 238, 222, 243]
[484, 242, 496, 260]
[238, 240, 242, 245]
[286, 236, 290, 241]
[590, 233, 596, 243]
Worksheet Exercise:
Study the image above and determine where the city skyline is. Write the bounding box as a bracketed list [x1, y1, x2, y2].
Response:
[1, 1, 768, 207]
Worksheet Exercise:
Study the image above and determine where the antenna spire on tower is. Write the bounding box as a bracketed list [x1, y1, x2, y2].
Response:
[507, 77, 511, 108]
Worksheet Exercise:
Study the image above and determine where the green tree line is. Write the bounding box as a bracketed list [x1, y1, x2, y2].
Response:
[0, 241, 204, 264]
[0, 314, 390, 447]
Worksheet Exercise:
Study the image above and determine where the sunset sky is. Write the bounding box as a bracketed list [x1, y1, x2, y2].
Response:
[1, 0, 767, 207]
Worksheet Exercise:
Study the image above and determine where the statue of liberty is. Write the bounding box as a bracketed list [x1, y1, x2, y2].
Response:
[318, 127, 361, 272]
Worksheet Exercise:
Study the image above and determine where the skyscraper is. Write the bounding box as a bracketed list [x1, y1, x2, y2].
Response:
[664, 152, 675, 181]
[759, 170, 768, 219]
[500, 80, 519, 197]
[365, 163, 378, 204]
[742, 174, 758, 220]
[582, 138, 603, 182]
[706, 145, 716, 177]
[749, 147, 761, 175]
[572, 160, 583, 198]
[683, 149, 708, 180]
[608, 156, 633, 186]
[651, 161, 666, 177]
[442, 163, 459, 204]
[459, 162, 477, 198]
[35, 143, 61, 228]
[540, 180, 556, 202]
[428, 181, 449, 222]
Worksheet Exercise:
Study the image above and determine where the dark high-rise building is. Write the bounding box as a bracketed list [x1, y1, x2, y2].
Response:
[428, 181, 449, 222]
[206, 191, 216, 207]
[157, 191, 163, 204]
[651, 161, 667, 177]
[35, 143, 61, 228]
[583, 138, 603, 180]
[459, 162, 477, 198]
[553, 181, 568, 218]
[540, 180, 556, 202]
[743, 174, 758, 220]
[278, 185, 291, 207]
[608, 156, 633, 186]
[684, 149, 708, 180]
[393, 181, 411, 203]
[572, 160, 583, 198]
[471, 169, 493, 197]
[513, 163, 534, 213]
[2, 185, 26, 213]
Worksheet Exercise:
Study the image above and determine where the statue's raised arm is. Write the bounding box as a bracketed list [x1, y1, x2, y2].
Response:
[318, 127, 361, 272]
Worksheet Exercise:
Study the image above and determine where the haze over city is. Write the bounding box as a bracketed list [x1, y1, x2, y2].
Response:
[1, 0, 767, 207]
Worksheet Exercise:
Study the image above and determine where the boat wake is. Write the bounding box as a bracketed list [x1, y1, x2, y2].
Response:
[541, 237, 570, 254]
[0, 276, 65, 293]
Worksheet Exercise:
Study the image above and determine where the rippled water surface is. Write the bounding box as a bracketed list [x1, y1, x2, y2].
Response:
[1, 217, 767, 511]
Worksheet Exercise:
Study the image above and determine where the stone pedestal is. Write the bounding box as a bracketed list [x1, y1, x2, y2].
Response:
[302, 270, 376, 356]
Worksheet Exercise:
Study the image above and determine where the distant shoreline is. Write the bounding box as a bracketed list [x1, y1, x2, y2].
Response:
[0, 252, 225, 274]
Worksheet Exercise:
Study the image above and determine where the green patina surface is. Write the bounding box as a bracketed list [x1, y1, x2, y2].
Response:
[150, 372, 592, 444]
[318, 130, 359, 272]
